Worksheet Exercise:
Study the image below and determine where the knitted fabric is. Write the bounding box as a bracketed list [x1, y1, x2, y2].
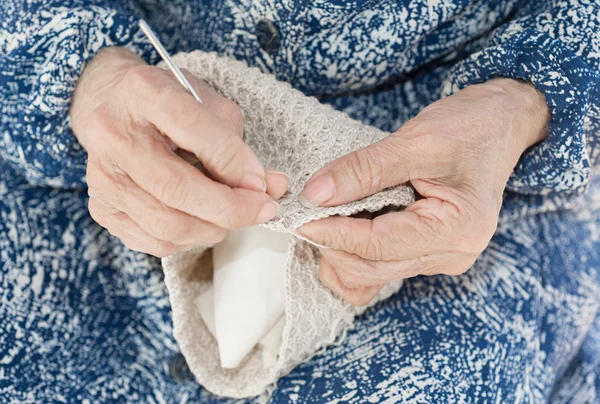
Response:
[161, 51, 415, 398]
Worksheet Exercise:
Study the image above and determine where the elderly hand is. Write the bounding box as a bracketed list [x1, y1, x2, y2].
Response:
[70, 47, 287, 257]
[298, 78, 549, 306]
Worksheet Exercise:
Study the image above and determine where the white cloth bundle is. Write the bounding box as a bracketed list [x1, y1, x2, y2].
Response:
[161, 51, 415, 398]
[195, 226, 290, 368]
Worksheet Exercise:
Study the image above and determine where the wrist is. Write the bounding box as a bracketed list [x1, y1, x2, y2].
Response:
[481, 78, 550, 153]
[70, 47, 146, 136]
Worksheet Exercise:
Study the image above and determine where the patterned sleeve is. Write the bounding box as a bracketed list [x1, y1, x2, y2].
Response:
[442, 0, 600, 196]
[0, 1, 153, 188]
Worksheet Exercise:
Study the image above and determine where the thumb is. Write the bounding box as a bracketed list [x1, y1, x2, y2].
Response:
[299, 136, 412, 207]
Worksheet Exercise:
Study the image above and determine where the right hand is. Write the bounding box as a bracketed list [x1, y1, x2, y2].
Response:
[70, 47, 288, 257]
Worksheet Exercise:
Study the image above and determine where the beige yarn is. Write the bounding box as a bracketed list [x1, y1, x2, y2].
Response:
[161, 51, 415, 398]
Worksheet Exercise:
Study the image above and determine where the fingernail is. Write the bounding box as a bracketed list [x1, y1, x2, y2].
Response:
[299, 173, 335, 208]
[257, 201, 279, 223]
[240, 173, 267, 193]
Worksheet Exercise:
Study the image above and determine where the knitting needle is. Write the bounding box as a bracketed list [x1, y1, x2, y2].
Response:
[139, 19, 204, 104]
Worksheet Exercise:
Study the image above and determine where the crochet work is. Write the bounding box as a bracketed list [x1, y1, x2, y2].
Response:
[161, 51, 415, 398]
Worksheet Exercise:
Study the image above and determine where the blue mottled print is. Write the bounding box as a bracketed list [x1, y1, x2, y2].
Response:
[1, 0, 599, 402]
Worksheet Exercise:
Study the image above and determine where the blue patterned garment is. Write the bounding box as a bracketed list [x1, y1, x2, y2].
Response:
[1, 0, 600, 402]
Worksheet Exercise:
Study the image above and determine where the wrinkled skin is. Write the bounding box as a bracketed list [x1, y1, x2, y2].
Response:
[70, 47, 549, 307]
[298, 78, 550, 306]
[70, 47, 288, 257]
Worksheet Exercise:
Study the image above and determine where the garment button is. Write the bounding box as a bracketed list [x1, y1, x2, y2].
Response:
[169, 353, 194, 383]
[256, 19, 281, 54]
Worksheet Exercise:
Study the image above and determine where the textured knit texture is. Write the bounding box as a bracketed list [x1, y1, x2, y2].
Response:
[1, 0, 600, 402]
[161, 51, 414, 398]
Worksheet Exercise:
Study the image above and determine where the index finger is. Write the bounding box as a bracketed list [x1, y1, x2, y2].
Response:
[125, 65, 268, 192]
[297, 204, 445, 261]
[320, 247, 447, 288]
[130, 149, 277, 229]
[95, 123, 278, 229]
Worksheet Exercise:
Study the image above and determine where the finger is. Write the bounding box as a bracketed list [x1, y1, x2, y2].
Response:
[298, 198, 460, 261]
[266, 170, 289, 200]
[299, 136, 414, 207]
[297, 211, 426, 261]
[319, 255, 382, 307]
[99, 124, 279, 229]
[87, 161, 227, 245]
[125, 66, 267, 192]
[181, 70, 245, 135]
[320, 248, 387, 288]
[298, 216, 388, 260]
[319, 248, 445, 288]
[88, 197, 188, 258]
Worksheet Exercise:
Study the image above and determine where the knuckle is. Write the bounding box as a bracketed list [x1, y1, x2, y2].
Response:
[364, 237, 385, 261]
[343, 148, 383, 195]
[87, 106, 112, 133]
[337, 229, 353, 251]
[173, 96, 202, 127]
[105, 164, 129, 195]
[87, 107, 119, 142]
[151, 167, 188, 206]
[396, 117, 426, 138]
[425, 216, 450, 242]
[337, 220, 385, 260]
[208, 134, 240, 176]
[89, 107, 136, 152]
[320, 228, 336, 249]
[110, 128, 137, 154]
[337, 260, 369, 289]
[147, 211, 181, 241]
[111, 213, 129, 238]
[124, 65, 162, 93]
[397, 118, 447, 163]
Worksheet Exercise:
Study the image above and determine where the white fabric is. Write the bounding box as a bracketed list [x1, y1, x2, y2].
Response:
[258, 316, 285, 367]
[195, 226, 290, 368]
[195, 287, 217, 336]
[195, 289, 286, 369]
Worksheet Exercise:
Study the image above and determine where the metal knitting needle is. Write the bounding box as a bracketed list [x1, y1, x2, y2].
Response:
[139, 19, 203, 104]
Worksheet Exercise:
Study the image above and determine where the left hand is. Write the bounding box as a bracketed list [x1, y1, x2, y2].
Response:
[297, 78, 550, 306]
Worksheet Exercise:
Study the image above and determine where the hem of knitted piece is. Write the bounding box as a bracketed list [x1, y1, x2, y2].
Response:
[264, 185, 415, 233]
[163, 233, 403, 399]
